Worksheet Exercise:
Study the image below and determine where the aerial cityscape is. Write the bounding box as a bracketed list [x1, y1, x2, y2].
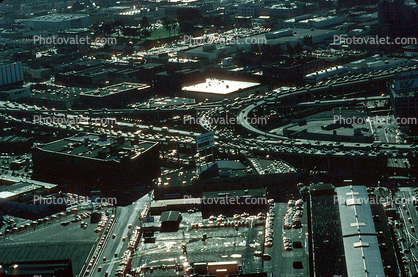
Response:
[0, 0, 418, 276]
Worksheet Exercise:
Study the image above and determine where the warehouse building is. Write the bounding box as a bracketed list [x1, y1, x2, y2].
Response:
[0, 62, 23, 87]
[389, 70, 418, 120]
[0, 259, 73, 277]
[154, 159, 297, 201]
[32, 133, 160, 202]
[55, 66, 118, 87]
[335, 186, 386, 277]
[25, 14, 89, 31]
[182, 78, 268, 102]
[0, 179, 64, 220]
[309, 183, 347, 277]
[80, 82, 151, 108]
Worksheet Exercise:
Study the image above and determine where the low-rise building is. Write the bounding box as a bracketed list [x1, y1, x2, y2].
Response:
[182, 78, 268, 102]
[30, 86, 85, 109]
[0, 260, 73, 277]
[0, 86, 30, 101]
[279, 15, 345, 29]
[0, 179, 63, 220]
[32, 133, 160, 202]
[55, 66, 118, 87]
[0, 62, 23, 87]
[80, 82, 151, 108]
[25, 14, 90, 31]
[263, 56, 326, 83]
[389, 70, 418, 120]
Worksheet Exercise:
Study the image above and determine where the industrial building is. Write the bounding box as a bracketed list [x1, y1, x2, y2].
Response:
[310, 184, 388, 277]
[179, 28, 340, 62]
[160, 210, 182, 231]
[339, 0, 379, 7]
[278, 15, 345, 29]
[378, 0, 418, 36]
[154, 159, 297, 200]
[259, 3, 311, 19]
[389, 70, 418, 119]
[343, 55, 416, 73]
[153, 68, 204, 95]
[55, 66, 118, 87]
[80, 82, 151, 108]
[182, 78, 268, 102]
[178, 44, 237, 62]
[282, 109, 373, 142]
[0, 134, 33, 154]
[309, 183, 347, 277]
[0, 259, 73, 277]
[303, 66, 347, 83]
[304, 55, 417, 83]
[30, 86, 85, 109]
[32, 133, 160, 201]
[262, 56, 325, 83]
[25, 14, 90, 31]
[335, 185, 386, 277]
[0, 179, 63, 220]
[0, 62, 23, 87]
[0, 86, 30, 101]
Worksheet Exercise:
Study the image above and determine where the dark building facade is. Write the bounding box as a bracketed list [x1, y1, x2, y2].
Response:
[0, 259, 73, 277]
[338, 0, 379, 8]
[389, 71, 418, 120]
[32, 133, 160, 202]
[309, 183, 347, 277]
[80, 82, 151, 108]
[378, 0, 418, 36]
[153, 68, 204, 96]
[262, 56, 326, 84]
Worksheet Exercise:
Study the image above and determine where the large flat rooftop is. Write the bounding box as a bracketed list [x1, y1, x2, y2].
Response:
[0, 181, 57, 199]
[82, 82, 150, 97]
[182, 78, 260, 95]
[31, 86, 86, 101]
[335, 186, 385, 277]
[38, 133, 157, 162]
[26, 14, 88, 22]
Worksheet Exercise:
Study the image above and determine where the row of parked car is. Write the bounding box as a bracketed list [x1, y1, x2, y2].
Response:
[265, 203, 275, 248]
[284, 199, 304, 230]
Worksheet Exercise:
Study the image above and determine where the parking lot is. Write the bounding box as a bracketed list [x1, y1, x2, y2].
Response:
[264, 201, 309, 277]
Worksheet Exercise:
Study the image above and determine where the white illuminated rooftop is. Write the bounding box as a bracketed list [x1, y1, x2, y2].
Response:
[182, 78, 260, 95]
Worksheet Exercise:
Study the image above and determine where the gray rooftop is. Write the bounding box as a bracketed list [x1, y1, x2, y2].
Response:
[82, 82, 149, 97]
[336, 185, 377, 236]
[39, 133, 157, 162]
[335, 186, 385, 277]
[26, 14, 88, 22]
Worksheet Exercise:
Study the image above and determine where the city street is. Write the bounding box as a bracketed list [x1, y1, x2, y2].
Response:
[90, 192, 152, 277]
